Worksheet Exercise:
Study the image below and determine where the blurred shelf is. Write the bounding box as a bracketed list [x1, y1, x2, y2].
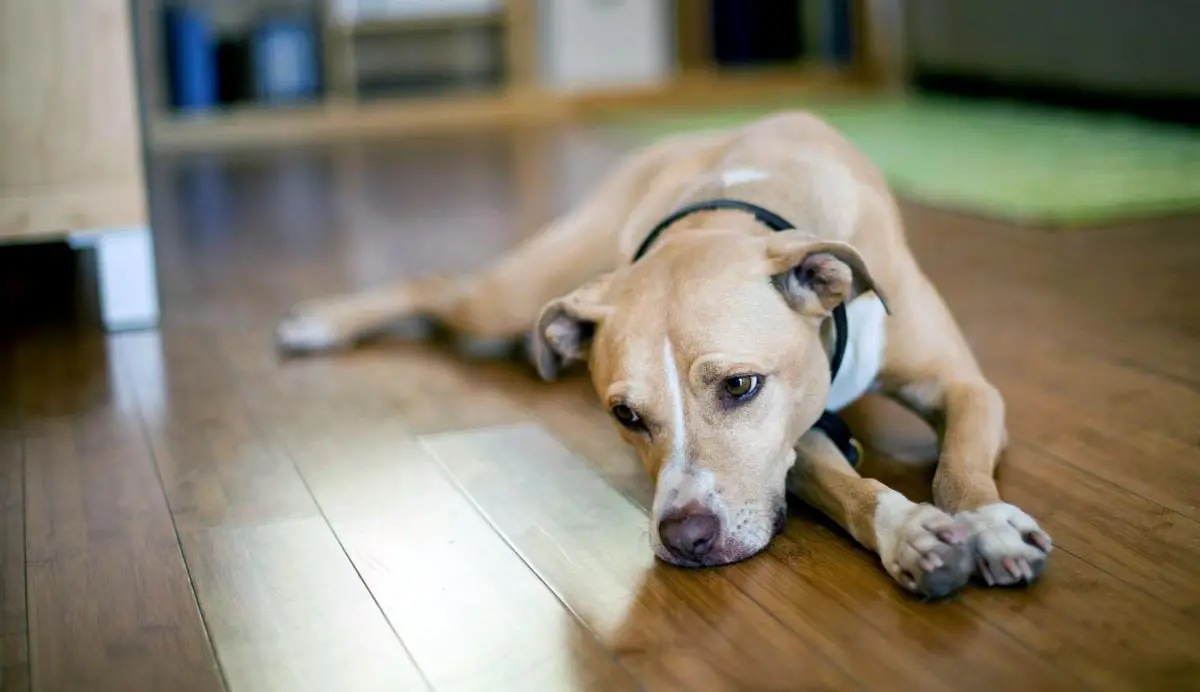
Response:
[147, 90, 559, 151]
[329, 11, 504, 36]
[147, 64, 872, 152]
[568, 63, 867, 113]
[136, 0, 890, 152]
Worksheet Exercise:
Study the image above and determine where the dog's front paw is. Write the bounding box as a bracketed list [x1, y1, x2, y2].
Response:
[876, 494, 973, 599]
[956, 502, 1052, 587]
[276, 304, 350, 354]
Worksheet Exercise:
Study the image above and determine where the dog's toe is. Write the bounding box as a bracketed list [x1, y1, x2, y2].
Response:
[276, 310, 346, 354]
[884, 503, 973, 600]
[957, 502, 1052, 588]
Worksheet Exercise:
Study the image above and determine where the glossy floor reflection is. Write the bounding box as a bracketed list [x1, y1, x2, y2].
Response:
[1, 124, 1198, 691]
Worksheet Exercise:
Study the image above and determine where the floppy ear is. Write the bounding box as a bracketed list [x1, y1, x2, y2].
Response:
[531, 274, 614, 380]
[764, 233, 890, 318]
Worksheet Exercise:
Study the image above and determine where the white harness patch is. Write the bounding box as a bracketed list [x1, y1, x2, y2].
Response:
[826, 293, 888, 412]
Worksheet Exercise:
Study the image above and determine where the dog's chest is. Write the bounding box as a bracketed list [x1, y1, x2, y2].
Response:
[826, 294, 888, 412]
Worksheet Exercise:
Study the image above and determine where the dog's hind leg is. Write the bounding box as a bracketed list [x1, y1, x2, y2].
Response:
[788, 428, 974, 599]
[276, 135, 699, 355]
[275, 211, 617, 355]
[276, 273, 466, 353]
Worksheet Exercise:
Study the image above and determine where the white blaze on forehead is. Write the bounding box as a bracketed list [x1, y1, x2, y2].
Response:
[662, 337, 686, 468]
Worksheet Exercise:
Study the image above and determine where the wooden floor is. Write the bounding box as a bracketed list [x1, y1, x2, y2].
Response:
[1, 124, 1199, 692]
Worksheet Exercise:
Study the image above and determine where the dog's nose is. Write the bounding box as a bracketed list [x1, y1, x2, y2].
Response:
[658, 506, 719, 561]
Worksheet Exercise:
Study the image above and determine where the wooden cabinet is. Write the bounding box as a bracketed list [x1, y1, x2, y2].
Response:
[0, 0, 159, 330]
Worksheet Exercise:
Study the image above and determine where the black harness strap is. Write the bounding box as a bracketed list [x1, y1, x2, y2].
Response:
[633, 198, 862, 467]
[633, 199, 797, 263]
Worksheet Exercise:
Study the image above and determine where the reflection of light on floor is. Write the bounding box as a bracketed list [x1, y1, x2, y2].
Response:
[109, 330, 166, 427]
[420, 425, 654, 639]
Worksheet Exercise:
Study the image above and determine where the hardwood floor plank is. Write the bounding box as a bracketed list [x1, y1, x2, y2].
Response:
[214, 327, 640, 691]
[856, 423, 1200, 688]
[0, 635, 28, 692]
[1001, 379, 1199, 520]
[0, 431, 23, 638]
[845, 392, 1200, 615]
[181, 517, 428, 691]
[16, 330, 223, 692]
[424, 424, 872, 692]
[1000, 442, 1200, 612]
[971, 330, 1200, 519]
[980, 332, 1200, 445]
[0, 344, 27, 692]
[112, 330, 428, 692]
[844, 401, 1200, 687]
[794, 494, 1200, 691]
[966, 549, 1200, 690]
[905, 206, 1200, 387]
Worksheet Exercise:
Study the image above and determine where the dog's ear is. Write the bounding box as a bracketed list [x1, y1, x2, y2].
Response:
[532, 274, 614, 380]
[764, 233, 890, 318]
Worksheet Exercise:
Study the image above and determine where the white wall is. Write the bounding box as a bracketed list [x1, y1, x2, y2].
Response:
[538, 0, 674, 92]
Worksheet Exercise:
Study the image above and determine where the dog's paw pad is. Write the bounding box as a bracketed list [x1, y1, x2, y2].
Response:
[957, 502, 1052, 587]
[277, 310, 345, 353]
[880, 501, 973, 600]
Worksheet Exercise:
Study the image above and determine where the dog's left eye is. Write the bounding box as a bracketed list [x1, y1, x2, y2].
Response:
[611, 403, 645, 430]
[723, 374, 762, 401]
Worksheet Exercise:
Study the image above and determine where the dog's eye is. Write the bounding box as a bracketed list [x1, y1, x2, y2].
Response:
[611, 403, 643, 429]
[724, 374, 762, 401]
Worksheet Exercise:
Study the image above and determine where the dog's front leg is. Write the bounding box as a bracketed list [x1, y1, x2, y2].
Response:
[787, 429, 973, 599]
[891, 377, 1053, 587]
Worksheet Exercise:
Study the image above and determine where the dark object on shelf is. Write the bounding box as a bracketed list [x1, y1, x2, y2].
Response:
[820, 0, 853, 65]
[710, 0, 804, 66]
[215, 35, 255, 105]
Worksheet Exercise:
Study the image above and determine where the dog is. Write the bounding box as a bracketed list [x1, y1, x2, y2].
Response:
[276, 111, 1052, 598]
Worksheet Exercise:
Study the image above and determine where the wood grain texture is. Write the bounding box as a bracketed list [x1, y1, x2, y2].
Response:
[14, 331, 222, 692]
[0, 124, 1197, 690]
[111, 330, 429, 692]
[0, 0, 147, 239]
[0, 345, 27, 692]
[207, 328, 640, 691]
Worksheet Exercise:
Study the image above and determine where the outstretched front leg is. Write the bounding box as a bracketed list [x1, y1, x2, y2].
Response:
[880, 275, 1052, 587]
[787, 428, 974, 599]
[888, 376, 1053, 587]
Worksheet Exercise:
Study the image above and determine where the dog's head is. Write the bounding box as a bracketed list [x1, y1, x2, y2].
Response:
[533, 227, 887, 567]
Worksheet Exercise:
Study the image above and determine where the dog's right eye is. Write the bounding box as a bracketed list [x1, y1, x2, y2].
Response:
[611, 404, 644, 430]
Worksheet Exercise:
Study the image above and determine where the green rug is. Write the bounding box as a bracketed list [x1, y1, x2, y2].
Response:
[606, 94, 1200, 228]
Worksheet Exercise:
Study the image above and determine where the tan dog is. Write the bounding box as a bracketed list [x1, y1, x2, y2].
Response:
[277, 111, 1052, 598]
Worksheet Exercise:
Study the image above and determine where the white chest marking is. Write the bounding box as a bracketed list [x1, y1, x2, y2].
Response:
[662, 337, 687, 468]
[720, 168, 770, 187]
[826, 293, 888, 412]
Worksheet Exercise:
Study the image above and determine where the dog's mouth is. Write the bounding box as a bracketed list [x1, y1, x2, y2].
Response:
[773, 503, 788, 536]
[653, 543, 763, 569]
[653, 525, 783, 569]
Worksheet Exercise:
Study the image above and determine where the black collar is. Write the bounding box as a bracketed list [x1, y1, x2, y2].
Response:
[632, 198, 862, 466]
